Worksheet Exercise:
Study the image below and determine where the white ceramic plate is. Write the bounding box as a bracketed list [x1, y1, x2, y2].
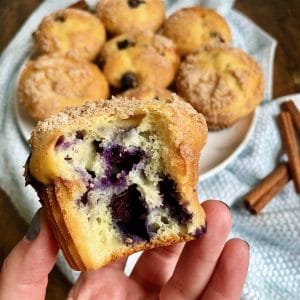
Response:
[15, 77, 257, 182]
[199, 110, 257, 181]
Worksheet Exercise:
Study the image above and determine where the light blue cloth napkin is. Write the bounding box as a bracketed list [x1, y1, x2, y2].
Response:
[1, 0, 298, 298]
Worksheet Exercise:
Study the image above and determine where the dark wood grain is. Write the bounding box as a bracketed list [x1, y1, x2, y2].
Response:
[0, 0, 299, 299]
[235, 0, 300, 97]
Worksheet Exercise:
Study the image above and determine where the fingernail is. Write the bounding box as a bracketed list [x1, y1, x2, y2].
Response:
[243, 240, 250, 249]
[218, 200, 231, 210]
[26, 209, 41, 241]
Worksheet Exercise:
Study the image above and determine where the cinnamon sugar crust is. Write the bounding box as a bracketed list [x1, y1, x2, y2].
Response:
[18, 55, 109, 121]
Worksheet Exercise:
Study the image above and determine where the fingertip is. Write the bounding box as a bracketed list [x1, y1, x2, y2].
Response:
[0, 208, 59, 299]
[202, 200, 232, 233]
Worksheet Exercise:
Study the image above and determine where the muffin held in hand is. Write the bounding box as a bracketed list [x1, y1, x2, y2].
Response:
[176, 46, 264, 130]
[163, 7, 231, 57]
[100, 31, 180, 91]
[34, 8, 106, 61]
[18, 55, 109, 121]
[119, 86, 174, 100]
[25, 96, 207, 271]
[96, 0, 165, 35]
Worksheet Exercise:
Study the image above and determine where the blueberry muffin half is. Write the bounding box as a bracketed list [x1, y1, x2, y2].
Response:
[96, 0, 165, 35]
[18, 55, 109, 121]
[25, 96, 207, 271]
[176, 46, 264, 130]
[100, 31, 180, 91]
[163, 7, 231, 57]
[34, 8, 106, 61]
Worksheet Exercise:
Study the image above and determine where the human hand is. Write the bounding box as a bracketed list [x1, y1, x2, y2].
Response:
[0, 200, 249, 300]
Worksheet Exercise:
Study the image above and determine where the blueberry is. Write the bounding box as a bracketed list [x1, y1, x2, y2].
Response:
[159, 176, 192, 224]
[54, 14, 66, 22]
[194, 223, 207, 238]
[120, 72, 138, 90]
[104, 144, 145, 175]
[55, 135, 65, 147]
[127, 0, 145, 8]
[110, 184, 149, 241]
[117, 39, 135, 50]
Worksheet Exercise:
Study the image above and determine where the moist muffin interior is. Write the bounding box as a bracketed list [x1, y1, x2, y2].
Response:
[54, 116, 193, 246]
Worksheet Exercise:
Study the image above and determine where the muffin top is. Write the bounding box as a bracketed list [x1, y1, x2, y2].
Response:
[163, 7, 231, 56]
[34, 8, 106, 61]
[96, 0, 165, 35]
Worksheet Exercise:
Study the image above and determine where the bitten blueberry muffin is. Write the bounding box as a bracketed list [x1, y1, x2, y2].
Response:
[34, 8, 106, 61]
[25, 96, 207, 271]
[100, 31, 180, 91]
[119, 86, 174, 100]
[96, 0, 165, 35]
[176, 46, 264, 130]
[18, 55, 109, 121]
[163, 7, 231, 57]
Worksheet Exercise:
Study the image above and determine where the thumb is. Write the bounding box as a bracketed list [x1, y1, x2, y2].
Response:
[0, 208, 59, 300]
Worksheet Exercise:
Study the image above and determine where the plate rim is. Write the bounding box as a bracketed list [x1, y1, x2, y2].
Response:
[198, 108, 258, 182]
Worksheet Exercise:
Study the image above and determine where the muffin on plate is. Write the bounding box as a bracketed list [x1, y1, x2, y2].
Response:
[96, 0, 165, 35]
[25, 96, 207, 271]
[34, 8, 106, 61]
[176, 46, 264, 130]
[119, 86, 174, 100]
[100, 31, 180, 91]
[163, 7, 231, 57]
[18, 55, 109, 121]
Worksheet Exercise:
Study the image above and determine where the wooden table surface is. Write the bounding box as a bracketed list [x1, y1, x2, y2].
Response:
[0, 1, 299, 299]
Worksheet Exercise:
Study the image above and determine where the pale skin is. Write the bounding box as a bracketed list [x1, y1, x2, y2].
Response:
[0, 200, 249, 300]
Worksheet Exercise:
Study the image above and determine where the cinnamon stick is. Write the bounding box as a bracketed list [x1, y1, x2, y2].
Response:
[244, 163, 290, 214]
[278, 112, 300, 193]
[250, 175, 289, 214]
[281, 100, 300, 133]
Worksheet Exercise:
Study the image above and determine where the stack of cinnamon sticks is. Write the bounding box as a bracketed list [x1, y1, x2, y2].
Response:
[245, 100, 300, 214]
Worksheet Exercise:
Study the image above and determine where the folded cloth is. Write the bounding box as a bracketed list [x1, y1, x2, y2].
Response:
[2, 0, 293, 298]
[199, 95, 300, 299]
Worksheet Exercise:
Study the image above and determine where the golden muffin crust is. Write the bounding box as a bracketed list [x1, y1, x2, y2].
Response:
[96, 0, 165, 35]
[100, 31, 180, 90]
[34, 8, 106, 61]
[119, 86, 174, 100]
[27, 96, 207, 271]
[176, 46, 264, 130]
[18, 55, 109, 121]
[163, 7, 231, 57]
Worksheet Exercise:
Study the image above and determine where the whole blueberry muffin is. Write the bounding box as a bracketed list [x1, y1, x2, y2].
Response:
[25, 96, 207, 271]
[18, 55, 109, 121]
[176, 46, 264, 130]
[119, 86, 174, 100]
[163, 7, 231, 57]
[96, 0, 165, 35]
[33, 8, 106, 61]
[100, 31, 180, 91]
